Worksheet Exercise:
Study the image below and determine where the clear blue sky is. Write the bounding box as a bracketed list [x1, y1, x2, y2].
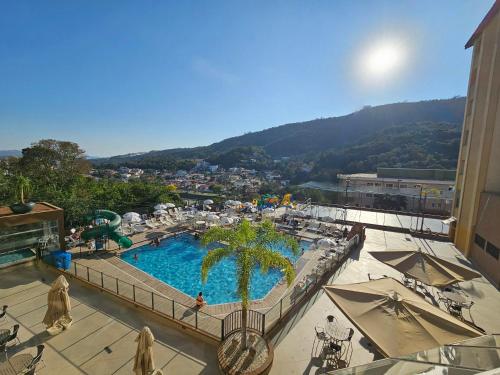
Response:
[0, 0, 492, 156]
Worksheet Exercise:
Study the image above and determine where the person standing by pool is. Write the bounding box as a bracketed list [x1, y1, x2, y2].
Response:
[196, 292, 206, 308]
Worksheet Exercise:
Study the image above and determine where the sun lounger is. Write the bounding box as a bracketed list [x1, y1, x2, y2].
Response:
[132, 224, 146, 233]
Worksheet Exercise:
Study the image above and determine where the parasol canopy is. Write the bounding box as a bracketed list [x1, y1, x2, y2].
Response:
[323, 278, 482, 358]
[133, 326, 155, 375]
[369, 250, 482, 287]
[43, 275, 73, 334]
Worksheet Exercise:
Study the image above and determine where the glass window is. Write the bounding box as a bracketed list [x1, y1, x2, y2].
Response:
[367, 182, 373, 187]
[474, 234, 486, 249]
[386, 184, 393, 188]
[486, 242, 499, 260]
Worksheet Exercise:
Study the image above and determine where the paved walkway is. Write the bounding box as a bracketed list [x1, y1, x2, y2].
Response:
[269, 229, 500, 374]
[0, 265, 219, 375]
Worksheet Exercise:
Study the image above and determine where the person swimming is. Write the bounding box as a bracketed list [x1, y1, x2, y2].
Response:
[133, 253, 138, 261]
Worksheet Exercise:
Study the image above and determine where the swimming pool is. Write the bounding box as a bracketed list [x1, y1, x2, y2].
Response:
[0, 248, 36, 267]
[121, 233, 309, 304]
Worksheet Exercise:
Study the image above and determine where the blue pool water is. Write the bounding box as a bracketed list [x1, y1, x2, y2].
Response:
[121, 233, 309, 304]
[0, 248, 35, 266]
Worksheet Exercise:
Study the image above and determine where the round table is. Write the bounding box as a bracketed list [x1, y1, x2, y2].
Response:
[7, 353, 33, 373]
[442, 290, 467, 304]
[325, 320, 348, 342]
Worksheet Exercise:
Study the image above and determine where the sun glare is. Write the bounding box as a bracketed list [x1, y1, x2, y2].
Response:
[361, 40, 406, 81]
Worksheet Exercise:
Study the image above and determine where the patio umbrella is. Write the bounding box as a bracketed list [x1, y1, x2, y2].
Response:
[164, 203, 175, 208]
[153, 209, 168, 216]
[369, 250, 482, 288]
[323, 278, 482, 358]
[203, 199, 214, 205]
[43, 275, 73, 334]
[123, 212, 141, 223]
[154, 203, 167, 210]
[133, 326, 155, 375]
[317, 238, 336, 248]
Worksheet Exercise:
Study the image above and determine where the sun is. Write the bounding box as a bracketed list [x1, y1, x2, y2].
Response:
[362, 40, 406, 80]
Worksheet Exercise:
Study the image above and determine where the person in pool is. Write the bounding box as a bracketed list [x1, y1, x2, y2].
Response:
[133, 253, 139, 261]
[195, 292, 206, 308]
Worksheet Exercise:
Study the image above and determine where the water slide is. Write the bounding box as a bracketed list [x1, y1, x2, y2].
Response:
[81, 209, 133, 249]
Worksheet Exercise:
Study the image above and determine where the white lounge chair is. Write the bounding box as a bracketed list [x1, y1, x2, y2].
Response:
[132, 224, 146, 233]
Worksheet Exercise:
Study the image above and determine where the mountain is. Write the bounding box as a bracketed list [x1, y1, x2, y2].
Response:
[0, 150, 22, 158]
[92, 97, 465, 175]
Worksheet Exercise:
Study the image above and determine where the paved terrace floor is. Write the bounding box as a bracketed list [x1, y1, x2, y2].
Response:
[269, 228, 500, 374]
[0, 265, 218, 375]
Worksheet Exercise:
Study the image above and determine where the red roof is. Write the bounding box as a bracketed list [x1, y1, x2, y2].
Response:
[465, 0, 500, 49]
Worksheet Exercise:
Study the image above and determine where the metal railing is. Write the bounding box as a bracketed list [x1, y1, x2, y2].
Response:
[56, 234, 361, 342]
[262, 234, 361, 335]
[64, 261, 223, 340]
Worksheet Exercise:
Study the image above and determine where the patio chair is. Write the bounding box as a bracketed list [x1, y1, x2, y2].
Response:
[1, 325, 20, 352]
[132, 224, 146, 233]
[7, 344, 45, 375]
[0, 306, 7, 324]
[314, 326, 330, 350]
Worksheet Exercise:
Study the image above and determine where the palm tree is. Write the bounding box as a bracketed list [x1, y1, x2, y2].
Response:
[201, 219, 299, 350]
[15, 175, 32, 204]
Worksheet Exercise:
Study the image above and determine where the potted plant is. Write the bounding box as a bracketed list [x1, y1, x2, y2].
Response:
[9, 175, 35, 213]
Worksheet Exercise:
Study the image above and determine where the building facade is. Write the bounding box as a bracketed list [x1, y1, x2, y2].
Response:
[453, 1, 500, 288]
[337, 168, 455, 215]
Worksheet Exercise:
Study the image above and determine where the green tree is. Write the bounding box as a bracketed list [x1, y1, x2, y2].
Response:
[14, 175, 32, 203]
[201, 219, 298, 349]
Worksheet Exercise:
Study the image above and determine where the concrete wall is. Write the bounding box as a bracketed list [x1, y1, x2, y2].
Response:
[453, 8, 500, 287]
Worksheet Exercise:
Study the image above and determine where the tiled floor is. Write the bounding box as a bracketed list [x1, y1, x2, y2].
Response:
[269, 228, 500, 374]
[0, 265, 219, 375]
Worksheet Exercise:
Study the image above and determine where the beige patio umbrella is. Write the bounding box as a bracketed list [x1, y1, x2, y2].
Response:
[369, 250, 481, 288]
[43, 275, 73, 334]
[323, 278, 482, 358]
[133, 326, 155, 375]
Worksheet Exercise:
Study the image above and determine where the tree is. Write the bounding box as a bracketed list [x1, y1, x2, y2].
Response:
[201, 219, 298, 349]
[15, 175, 31, 203]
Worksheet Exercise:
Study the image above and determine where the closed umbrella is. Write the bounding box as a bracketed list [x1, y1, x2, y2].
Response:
[43, 275, 72, 334]
[323, 278, 481, 358]
[369, 250, 482, 288]
[133, 326, 155, 375]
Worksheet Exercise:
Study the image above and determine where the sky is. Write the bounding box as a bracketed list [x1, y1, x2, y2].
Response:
[0, 0, 493, 156]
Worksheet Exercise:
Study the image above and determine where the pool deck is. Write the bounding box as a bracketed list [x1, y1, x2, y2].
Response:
[68, 227, 327, 317]
[0, 264, 218, 375]
[2, 228, 499, 375]
[269, 228, 500, 374]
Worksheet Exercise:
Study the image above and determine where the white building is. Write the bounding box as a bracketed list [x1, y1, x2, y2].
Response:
[337, 168, 455, 214]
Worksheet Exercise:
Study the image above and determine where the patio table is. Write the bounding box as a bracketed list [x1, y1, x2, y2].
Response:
[325, 318, 349, 342]
[6, 354, 32, 373]
[442, 290, 467, 305]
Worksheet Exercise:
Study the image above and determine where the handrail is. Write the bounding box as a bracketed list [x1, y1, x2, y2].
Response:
[64, 259, 223, 340]
[55, 232, 362, 342]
